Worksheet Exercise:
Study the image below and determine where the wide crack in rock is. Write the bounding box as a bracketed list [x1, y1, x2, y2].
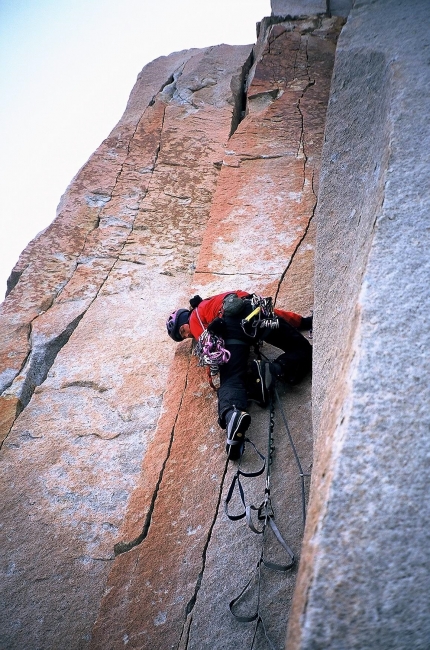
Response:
[2, 312, 84, 410]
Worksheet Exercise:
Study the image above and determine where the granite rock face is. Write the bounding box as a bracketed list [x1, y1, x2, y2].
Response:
[0, 12, 341, 650]
[0, 43, 254, 649]
[287, 1, 430, 648]
[91, 17, 340, 650]
[5, 0, 427, 648]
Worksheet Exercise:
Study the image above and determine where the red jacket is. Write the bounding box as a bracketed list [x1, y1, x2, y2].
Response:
[189, 291, 302, 339]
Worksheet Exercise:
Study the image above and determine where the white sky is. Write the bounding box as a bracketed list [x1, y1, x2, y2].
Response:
[0, 0, 271, 298]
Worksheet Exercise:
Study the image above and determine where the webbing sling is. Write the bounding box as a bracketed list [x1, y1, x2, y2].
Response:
[224, 367, 311, 649]
[224, 439, 266, 521]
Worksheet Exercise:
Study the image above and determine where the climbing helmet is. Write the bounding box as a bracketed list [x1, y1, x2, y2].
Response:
[166, 308, 191, 342]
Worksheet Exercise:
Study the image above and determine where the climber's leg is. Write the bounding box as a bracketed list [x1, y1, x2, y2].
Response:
[263, 319, 312, 385]
[218, 343, 250, 427]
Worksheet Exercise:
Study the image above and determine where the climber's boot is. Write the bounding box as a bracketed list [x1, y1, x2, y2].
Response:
[225, 408, 251, 461]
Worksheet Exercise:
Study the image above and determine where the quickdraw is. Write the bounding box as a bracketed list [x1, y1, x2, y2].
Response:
[241, 295, 279, 338]
[224, 374, 310, 649]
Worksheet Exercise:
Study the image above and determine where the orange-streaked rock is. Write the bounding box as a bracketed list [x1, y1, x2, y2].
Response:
[0, 44, 253, 650]
[0, 395, 22, 446]
[0, 50, 199, 396]
[91, 350, 223, 650]
[193, 17, 341, 299]
[90, 17, 339, 650]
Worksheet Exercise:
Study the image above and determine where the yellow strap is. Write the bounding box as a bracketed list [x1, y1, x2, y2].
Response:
[243, 306, 261, 322]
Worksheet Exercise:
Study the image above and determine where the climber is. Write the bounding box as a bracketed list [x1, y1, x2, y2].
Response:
[166, 291, 312, 460]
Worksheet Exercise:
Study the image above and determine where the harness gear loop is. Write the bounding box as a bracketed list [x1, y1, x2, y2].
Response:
[241, 295, 279, 338]
[194, 303, 231, 378]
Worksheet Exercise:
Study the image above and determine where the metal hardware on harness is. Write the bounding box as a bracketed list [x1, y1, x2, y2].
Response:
[243, 305, 261, 323]
[194, 329, 230, 373]
[241, 295, 279, 338]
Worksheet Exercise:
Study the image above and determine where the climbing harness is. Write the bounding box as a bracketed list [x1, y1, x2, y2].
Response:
[241, 295, 279, 338]
[224, 372, 310, 649]
[194, 294, 278, 385]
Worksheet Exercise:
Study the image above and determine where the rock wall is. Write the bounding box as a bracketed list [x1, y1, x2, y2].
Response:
[0, 44, 253, 649]
[3, 0, 428, 648]
[287, 0, 430, 648]
[91, 16, 341, 650]
[0, 13, 341, 650]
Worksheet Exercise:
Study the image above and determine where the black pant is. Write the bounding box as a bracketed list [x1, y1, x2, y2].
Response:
[217, 315, 312, 428]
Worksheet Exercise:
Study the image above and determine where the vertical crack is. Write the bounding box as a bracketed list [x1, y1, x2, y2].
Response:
[58, 97, 163, 292]
[8, 68, 173, 306]
[229, 51, 254, 137]
[113, 354, 191, 555]
[274, 206, 316, 306]
[275, 37, 316, 305]
[177, 457, 230, 649]
[112, 420, 174, 555]
[296, 37, 315, 192]
[108, 102, 167, 272]
[5, 95, 152, 302]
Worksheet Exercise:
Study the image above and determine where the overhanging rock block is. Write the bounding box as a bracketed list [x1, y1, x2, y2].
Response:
[270, 0, 353, 18]
[329, 0, 354, 17]
[271, 0, 327, 17]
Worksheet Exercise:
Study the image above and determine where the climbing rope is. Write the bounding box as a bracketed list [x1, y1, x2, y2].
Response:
[195, 329, 231, 367]
[273, 386, 310, 526]
[224, 379, 309, 649]
[193, 305, 231, 382]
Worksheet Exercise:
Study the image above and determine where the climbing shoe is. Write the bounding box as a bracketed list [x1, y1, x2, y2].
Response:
[225, 408, 251, 461]
[248, 360, 274, 408]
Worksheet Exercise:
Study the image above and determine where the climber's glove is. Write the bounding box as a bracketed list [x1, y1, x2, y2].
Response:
[299, 315, 313, 330]
[207, 317, 226, 336]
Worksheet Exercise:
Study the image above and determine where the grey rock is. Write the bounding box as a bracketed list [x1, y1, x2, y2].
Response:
[271, 0, 327, 17]
[329, 0, 353, 17]
[287, 0, 430, 648]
